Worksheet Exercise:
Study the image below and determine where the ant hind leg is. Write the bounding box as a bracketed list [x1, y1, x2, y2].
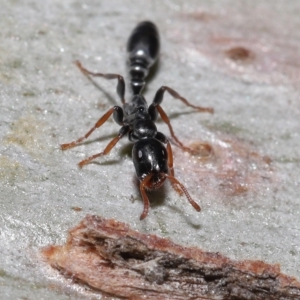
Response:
[75, 60, 126, 104]
[153, 86, 213, 113]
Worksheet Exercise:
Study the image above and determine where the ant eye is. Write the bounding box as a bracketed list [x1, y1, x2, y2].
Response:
[138, 150, 142, 158]
[139, 107, 144, 112]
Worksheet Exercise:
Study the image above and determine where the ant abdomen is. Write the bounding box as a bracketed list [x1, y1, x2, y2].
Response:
[127, 21, 160, 94]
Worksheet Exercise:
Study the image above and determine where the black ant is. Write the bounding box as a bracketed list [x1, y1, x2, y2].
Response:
[61, 21, 213, 220]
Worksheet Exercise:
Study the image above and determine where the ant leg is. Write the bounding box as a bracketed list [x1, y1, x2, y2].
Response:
[150, 86, 213, 154]
[164, 173, 201, 212]
[152, 86, 213, 113]
[75, 60, 126, 104]
[61, 106, 123, 150]
[165, 140, 184, 196]
[78, 125, 129, 168]
[156, 105, 191, 152]
[139, 174, 153, 220]
[155, 132, 183, 195]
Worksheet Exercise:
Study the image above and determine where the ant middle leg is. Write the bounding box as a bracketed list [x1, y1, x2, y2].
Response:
[78, 125, 129, 168]
[156, 105, 191, 153]
[61, 106, 124, 150]
[75, 60, 126, 104]
[149, 86, 213, 155]
[154, 104, 212, 155]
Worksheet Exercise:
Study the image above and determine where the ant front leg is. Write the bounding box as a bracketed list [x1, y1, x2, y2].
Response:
[155, 132, 183, 196]
[149, 86, 213, 155]
[139, 133, 201, 220]
[75, 60, 126, 104]
[156, 131, 201, 212]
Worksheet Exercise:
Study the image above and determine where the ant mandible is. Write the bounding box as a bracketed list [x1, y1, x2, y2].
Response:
[61, 21, 213, 220]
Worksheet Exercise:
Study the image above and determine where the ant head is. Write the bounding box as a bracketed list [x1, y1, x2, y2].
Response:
[146, 173, 167, 191]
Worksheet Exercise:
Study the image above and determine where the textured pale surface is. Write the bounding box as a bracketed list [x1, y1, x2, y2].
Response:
[0, 0, 300, 299]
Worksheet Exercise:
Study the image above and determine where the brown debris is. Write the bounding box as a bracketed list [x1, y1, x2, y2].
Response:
[42, 215, 300, 300]
[225, 46, 255, 62]
[176, 12, 300, 86]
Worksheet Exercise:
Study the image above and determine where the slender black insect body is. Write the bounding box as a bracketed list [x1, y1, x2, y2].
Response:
[61, 21, 213, 220]
[127, 21, 160, 94]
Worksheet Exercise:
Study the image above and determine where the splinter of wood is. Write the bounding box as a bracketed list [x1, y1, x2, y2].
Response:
[42, 215, 300, 300]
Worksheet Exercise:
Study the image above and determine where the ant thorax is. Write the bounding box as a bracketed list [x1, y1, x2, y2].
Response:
[129, 118, 157, 142]
[123, 94, 149, 125]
